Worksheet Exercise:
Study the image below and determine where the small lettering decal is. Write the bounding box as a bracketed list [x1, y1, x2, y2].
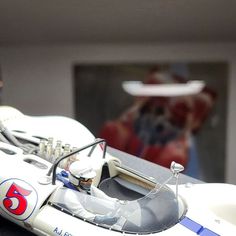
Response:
[54, 227, 73, 236]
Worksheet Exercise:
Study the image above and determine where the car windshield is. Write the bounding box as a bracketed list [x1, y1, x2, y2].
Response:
[50, 183, 186, 234]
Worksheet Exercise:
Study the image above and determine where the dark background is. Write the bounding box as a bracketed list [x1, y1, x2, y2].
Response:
[74, 63, 228, 183]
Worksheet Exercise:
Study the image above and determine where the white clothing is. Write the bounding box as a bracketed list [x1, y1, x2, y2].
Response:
[62, 185, 118, 221]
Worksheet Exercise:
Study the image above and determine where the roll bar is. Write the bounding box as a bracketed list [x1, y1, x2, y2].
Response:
[48, 138, 107, 185]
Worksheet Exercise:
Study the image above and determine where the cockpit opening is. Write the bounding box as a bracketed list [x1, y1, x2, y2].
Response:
[49, 183, 187, 234]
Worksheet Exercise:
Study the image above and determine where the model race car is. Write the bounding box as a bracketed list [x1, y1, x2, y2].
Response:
[0, 106, 235, 236]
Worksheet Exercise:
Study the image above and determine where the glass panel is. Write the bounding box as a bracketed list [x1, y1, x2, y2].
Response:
[51, 183, 186, 233]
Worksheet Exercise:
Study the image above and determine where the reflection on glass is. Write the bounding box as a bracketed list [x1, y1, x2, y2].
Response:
[51, 181, 187, 233]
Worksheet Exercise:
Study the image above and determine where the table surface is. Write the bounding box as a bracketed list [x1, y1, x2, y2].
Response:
[0, 147, 202, 236]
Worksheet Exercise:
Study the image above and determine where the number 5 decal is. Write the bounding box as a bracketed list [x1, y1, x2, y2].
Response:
[0, 179, 38, 220]
[3, 183, 32, 215]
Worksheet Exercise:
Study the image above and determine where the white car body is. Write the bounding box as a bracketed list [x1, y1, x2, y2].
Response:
[0, 106, 235, 236]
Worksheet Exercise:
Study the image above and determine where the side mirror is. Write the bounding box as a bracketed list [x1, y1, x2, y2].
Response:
[171, 161, 184, 177]
[170, 161, 184, 198]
